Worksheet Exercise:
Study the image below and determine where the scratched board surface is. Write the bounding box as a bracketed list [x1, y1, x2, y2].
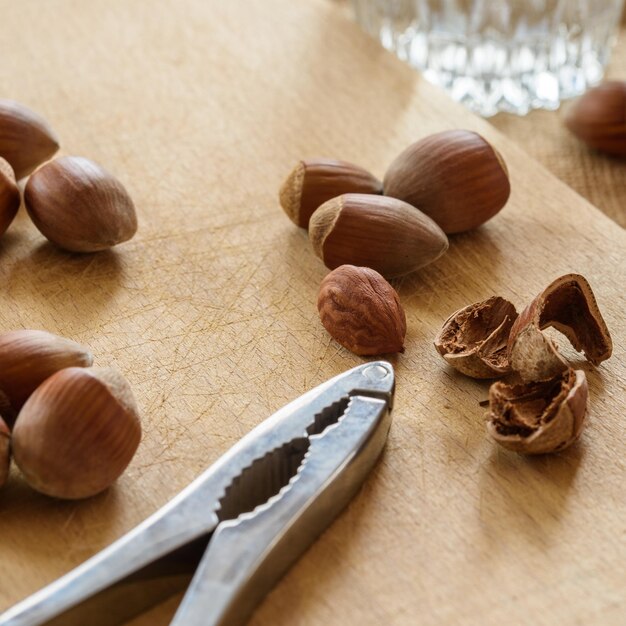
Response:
[0, 1, 625, 625]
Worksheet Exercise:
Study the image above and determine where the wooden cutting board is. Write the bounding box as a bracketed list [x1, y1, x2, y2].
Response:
[0, 1, 624, 624]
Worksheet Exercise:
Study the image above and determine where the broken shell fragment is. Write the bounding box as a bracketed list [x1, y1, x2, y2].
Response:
[486, 368, 588, 455]
[434, 296, 518, 379]
[508, 323, 568, 383]
[508, 274, 612, 382]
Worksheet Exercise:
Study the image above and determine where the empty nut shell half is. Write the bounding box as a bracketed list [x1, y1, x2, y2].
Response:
[318, 265, 406, 356]
[486, 368, 587, 455]
[383, 130, 510, 234]
[280, 159, 382, 229]
[564, 82, 626, 156]
[309, 194, 448, 278]
[24, 156, 138, 252]
[0, 99, 60, 180]
[508, 274, 612, 382]
[434, 296, 518, 379]
[12, 366, 141, 499]
[0, 417, 9, 489]
[0, 157, 20, 237]
[0, 329, 94, 427]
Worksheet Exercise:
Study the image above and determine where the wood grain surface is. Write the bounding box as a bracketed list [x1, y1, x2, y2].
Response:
[0, 1, 625, 625]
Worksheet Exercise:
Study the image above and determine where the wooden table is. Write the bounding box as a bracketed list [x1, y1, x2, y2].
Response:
[0, 1, 624, 624]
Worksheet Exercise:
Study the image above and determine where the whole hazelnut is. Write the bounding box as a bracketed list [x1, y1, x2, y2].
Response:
[0, 99, 60, 180]
[24, 156, 138, 252]
[508, 274, 612, 382]
[0, 157, 20, 237]
[383, 130, 510, 234]
[279, 159, 382, 229]
[309, 194, 448, 278]
[318, 264, 406, 355]
[12, 367, 141, 499]
[0, 329, 93, 427]
[564, 82, 626, 156]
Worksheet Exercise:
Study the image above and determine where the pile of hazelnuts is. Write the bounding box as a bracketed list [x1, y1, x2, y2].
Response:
[278, 129, 511, 356]
[0, 100, 141, 499]
[0, 98, 137, 253]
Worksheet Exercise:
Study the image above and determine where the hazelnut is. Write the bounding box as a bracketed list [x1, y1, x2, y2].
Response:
[309, 193, 448, 278]
[564, 82, 626, 156]
[486, 368, 587, 455]
[24, 156, 138, 252]
[0, 99, 60, 179]
[383, 130, 510, 234]
[317, 265, 406, 355]
[508, 274, 612, 382]
[0, 329, 93, 427]
[434, 296, 518, 379]
[12, 367, 141, 499]
[0, 157, 20, 237]
[280, 159, 382, 228]
[0, 417, 9, 489]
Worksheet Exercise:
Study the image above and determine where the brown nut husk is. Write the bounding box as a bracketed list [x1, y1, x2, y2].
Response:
[309, 193, 448, 278]
[0, 330, 94, 427]
[279, 159, 383, 229]
[24, 156, 138, 252]
[0, 99, 60, 179]
[564, 82, 626, 156]
[434, 296, 518, 378]
[486, 368, 587, 455]
[0, 157, 20, 237]
[508, 274, 612, 382]
[0, 417, 9, 489]
[318, 265, 406, 355]
[383, 129, 510, 234]
[12, 367, 141, 499]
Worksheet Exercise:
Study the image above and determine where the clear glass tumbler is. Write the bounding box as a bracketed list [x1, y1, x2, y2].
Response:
[351, 0, 625, 116]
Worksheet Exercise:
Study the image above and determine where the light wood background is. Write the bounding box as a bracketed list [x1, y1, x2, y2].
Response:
[0, 1, 625, 625]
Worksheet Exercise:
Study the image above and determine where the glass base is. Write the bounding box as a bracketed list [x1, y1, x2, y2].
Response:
[396, 33, 610, 117]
